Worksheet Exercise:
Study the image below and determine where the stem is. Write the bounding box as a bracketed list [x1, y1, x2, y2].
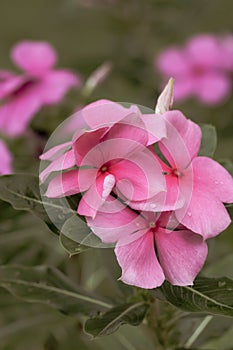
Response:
[146, 298, 171, 350]
[184, 315, 213, 348]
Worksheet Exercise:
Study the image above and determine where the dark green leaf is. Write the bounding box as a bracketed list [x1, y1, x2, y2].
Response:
[0, 174, 76, 234]
[84, 302, 149, 337]
[199, 124, 217, 157]
[159, 277, 233, 317]
[0, 265, 113, 316]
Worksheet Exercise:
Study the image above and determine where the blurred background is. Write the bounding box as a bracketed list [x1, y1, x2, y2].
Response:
[0, 1, 233, 349]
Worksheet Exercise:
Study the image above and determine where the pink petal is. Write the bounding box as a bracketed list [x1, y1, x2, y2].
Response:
[38, 70, 80, 104]
[40, 142, 72, 161]
[176, 182, 231, 239]
[86, 197, 147, 243]
[156, 47, 190, 76]
[40, 149, 76, 182]
[11, 41, 57, 76]
[134, 113, 167, 145]
[0, 91, 41, 137]
[159, 110, 202, 169]
[156, 211, 186, 230]
[45, 169, 80, 198]
[192, 157, 233, 204]
[195, 73, 231, 105]
[78, 173, 115, 218]
[104, 112, 148, 146]
[173, 77, 194, 101]
[112, 150, 165, 202]
[0, 140, 12, 174]
[155, 228, 208, 285]
[186, 35, 222, 68]
[0, 73, 26, 99]
[128, 153, 184, 212]
[73, 127, 109, 166]
[115, 231, 165, 289]
[81, 99, 137, 129]
[45, 168, 96, 198]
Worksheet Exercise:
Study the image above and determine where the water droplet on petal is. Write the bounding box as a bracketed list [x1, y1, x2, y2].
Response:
[214, 181, 219, 185]
[150, 203, 156, 209]
[187, 211, 192, 217]
[220, 181, 224, 185]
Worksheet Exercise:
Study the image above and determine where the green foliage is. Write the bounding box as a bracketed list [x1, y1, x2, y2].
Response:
[199, 124, 217, 158]
[84, 302, 149, 337]
[0, 265, 113, 316]
[0, 174, 67, 234]
[159, 277, 233, 317]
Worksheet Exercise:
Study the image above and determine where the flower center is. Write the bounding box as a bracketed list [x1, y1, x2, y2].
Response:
[100, 165, 108, 173]
[192, 64, 205, 77]
[163, 168, 183, 177]
[149, 221, 156, 228]
[171, 168, 182, 177]
[11, 79, 37, 98]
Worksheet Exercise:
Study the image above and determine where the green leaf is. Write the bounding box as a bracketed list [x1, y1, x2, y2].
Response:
[61, 215, 105, 249]
[84, 302, 149, 337]
[0, 265, 113, 316]
[0, 174, 76, 234]
[59, 234, 90, 256]
[199, 124, 217, 158]
[159, 277, 233, 317]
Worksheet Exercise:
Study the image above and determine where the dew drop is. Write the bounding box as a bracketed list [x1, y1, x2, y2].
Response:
[214, 181, 219, 185]
[220, 181, 224, 185]
[150, 203, 157, 209]
[187, 211, 192, 217]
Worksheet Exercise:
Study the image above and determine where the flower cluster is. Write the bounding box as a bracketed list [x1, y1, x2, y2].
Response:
[156, 34, 233, 105]
[0, 41, 80, 137]
[40, 87, 233, 289]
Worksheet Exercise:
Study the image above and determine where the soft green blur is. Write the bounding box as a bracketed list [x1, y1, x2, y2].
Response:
[0, 1, 232, 349]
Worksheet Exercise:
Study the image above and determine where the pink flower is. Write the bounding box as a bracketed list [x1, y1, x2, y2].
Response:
[0, 41, 81, 137]
[0, 140, 13, 174]
[157, 34, 232, 105]
[40, 100, 167, 218]
[86, 199, 208, 288]
[157, 110, 233, 238]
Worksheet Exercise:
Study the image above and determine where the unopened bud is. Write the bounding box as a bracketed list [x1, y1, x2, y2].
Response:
[155, 78, 174, 114]
[82, 61, 112, 97]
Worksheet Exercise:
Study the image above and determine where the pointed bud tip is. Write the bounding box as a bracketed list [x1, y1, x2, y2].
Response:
[155, 77, 175, 115]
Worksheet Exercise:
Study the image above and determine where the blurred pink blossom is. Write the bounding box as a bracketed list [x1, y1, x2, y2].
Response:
[0, 140, 12, 174]
[156, 34, 233, 105]
[0, 41, 81, 137]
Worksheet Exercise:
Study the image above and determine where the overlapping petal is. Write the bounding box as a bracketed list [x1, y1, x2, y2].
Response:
[115, 231, 165, 289]
[155, 228, 208, 285]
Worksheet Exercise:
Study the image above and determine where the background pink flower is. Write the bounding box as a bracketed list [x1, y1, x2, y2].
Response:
[0, 41, 81, 137]
[0, 140, 13, 174]
[156, 34, 233, 105]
